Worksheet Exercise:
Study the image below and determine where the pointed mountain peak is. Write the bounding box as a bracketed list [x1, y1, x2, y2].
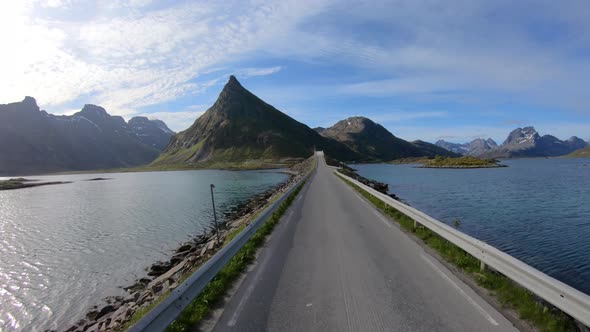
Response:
[228, 75, 240, 84]
[222, 75, 244, 91]
[22, 96, 38, 107]
[77, 104, 110, 120]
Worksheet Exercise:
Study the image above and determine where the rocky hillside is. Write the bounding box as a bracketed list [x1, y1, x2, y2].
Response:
[482, 127, 587, 158]
[154, 76, 360, 166]
[128, 116, 174, 150]
[0, 97, 171, 175]
[319, 116, 457, 161]
[436, 138, 498, 156]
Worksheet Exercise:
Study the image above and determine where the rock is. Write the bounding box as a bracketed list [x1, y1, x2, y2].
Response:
[96, 304, 116, 320]
[151, 283, 163, 294]
[200, 244, 208, 256]
[122, 292, 139, 304]
[65, 319, 87, 332]
[86, 309, 100, 321]
[85, 323, 99, 332]
[176, 243, 192, 253]
[104, 295, 123, 304]
[124, 277, 151, 291]
[138, 291, 153, 305]
[111, 304, 129, 324]
[148, 261, 172, 276]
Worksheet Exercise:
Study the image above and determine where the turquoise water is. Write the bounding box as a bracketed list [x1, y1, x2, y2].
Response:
[0, 170, 288, 331]
[354, 158, 590, 296]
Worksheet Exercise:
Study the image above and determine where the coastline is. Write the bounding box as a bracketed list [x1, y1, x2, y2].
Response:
[418, 164, 508, 169]
[0, 160, 301, 178]
[0, 178, 72, 190]
[64, 157, 314, 332]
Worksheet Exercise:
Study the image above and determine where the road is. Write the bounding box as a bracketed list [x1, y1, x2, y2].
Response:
[211, 152, 518, 332]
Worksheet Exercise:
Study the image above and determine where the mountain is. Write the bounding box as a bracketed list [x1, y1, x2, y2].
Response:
[411, 140, 461, 158]
[128, 116, 175, 150]
[435, 138, 498, 156]
[154, 76, 360, 166]
[482, 127, 587, 158]
[0, 97, 169, 176]
[313, 127, 326, 135]
[319, 116, 458, 161]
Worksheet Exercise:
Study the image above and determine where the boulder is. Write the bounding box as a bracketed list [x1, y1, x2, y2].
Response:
[122, 292, 139, 304]
[176, 243, 192, 253]
[85, 323, 99, 332]
[96, 304, 116, 320]
[148, 261, 172, 276]
[86, 309, 100, 321]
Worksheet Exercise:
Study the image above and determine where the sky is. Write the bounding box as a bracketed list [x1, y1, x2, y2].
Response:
[1, 0, 590, 144]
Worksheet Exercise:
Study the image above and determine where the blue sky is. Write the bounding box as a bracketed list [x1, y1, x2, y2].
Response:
[1, 0, 589, 143]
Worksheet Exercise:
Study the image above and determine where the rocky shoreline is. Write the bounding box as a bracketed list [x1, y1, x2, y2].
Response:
[63, 157, 314, 332]
[336, 164, 400, 200]
[418, 164, 508, 169]
[0, 178, 72, 190]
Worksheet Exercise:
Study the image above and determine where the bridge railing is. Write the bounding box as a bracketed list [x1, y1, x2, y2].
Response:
[128, 160, 315, 332]
[335, 171, 590, 328]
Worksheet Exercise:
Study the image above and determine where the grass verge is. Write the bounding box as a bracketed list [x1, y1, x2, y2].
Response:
[336, 174, 576, 332]
[163, 179, 307, 331]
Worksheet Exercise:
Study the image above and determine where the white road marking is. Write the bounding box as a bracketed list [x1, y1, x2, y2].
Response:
[420, 254, 499, 326]
[227, 246, 273, 326]
[306, 303, 313, 307]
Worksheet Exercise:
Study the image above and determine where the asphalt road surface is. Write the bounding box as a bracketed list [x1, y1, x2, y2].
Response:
[211, 152, 518, 332]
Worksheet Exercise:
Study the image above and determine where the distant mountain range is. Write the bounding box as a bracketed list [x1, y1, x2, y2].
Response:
[0, 97, 174, 175]
[436, 138, 498, 156]
[3, 77, 588, 176]
[436, 127, 588, 158]
[317, 116, 458, 161]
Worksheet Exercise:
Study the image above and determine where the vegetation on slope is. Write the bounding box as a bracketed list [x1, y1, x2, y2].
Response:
[566, 146, 590, 158]
[0, 178, 70, 190]
[422, 156, 506, 168]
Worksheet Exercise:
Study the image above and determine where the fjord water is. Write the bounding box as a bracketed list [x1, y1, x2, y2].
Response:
[354, 158, 590, 295]
[0, 170, 288, 331]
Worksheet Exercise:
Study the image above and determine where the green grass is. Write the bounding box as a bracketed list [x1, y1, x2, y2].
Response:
[566, 146, 590, 158]
[223, 225, 246, 246]
[336, 174, 576, 332]
[162, 179, 307, 332]
[423, 156, 504, 168]
[119, 290, 172, 330]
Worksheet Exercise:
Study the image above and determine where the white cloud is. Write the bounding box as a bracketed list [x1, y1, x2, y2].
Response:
[237, 66, 283, 77]
[1, 0, 589, 127]
[0, 1, 314, 116]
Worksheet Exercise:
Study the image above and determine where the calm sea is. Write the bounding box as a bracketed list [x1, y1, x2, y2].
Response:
[354, 158, 590, 296]
[0, 170, 288, 331]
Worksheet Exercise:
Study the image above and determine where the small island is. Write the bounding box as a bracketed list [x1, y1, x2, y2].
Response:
[420, 156, 507, 169]
[0, 178, 71, 190]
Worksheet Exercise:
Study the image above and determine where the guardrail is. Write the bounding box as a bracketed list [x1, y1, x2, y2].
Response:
[335, 171, 590, 327]
[129, 163, 315, 331]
